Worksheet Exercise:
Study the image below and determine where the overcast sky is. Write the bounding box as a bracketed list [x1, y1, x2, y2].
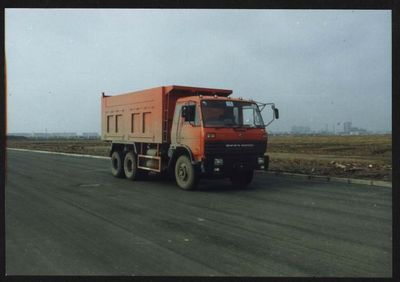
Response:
[5, 9, 391, 133]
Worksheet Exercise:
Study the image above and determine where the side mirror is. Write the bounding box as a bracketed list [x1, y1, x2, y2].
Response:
[274, 108, 279, 119]
[181, 105, 195, 122]
[264, 104, 279, 127]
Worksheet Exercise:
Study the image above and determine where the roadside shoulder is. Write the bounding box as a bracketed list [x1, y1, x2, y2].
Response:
[7, 148, 109, 160]
[258, 170, 392, 188]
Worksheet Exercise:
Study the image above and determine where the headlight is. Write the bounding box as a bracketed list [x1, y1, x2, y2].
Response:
[257, 157, 265, 164]
[214, 158, 224, 166]
[207, 133, 216, 139]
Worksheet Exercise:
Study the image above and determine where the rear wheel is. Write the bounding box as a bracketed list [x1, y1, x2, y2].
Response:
[175, 155, 199, 190]
[111, 151, 125, 178]
[123, 152, 144, 180]
[230, 170, 254, 189]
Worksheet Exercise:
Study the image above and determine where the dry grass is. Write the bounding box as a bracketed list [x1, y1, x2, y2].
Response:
[268, 135, 391, 158]
[267, 135, 392, 181]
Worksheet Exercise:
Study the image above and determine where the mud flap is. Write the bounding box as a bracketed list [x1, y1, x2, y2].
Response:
[264, 155, 270, 170]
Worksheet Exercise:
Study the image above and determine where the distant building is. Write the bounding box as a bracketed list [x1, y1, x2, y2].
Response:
[342, 122, 369, 135]
[343, 122, 352, 134]
[9, 132, 102, 139]
[8, 133, 33, 138]
[33, 133, 50, 139]
[30, 132, 78, 139]
[291, 126, 311, 134]
[81, 132, 100, 139]
[51, 132, 78, 138]
[349, 127, 368, 135]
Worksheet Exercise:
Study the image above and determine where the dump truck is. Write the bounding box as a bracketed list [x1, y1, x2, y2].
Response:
[101, 85, 279, 190]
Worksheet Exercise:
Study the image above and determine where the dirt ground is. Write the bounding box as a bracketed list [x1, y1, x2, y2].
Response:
[7, 135, 392, 181]
[268, 135, 392, 181]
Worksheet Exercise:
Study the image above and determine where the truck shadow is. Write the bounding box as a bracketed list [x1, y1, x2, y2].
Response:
[141, 172, 268, 192]
[196, 179, 241, 192]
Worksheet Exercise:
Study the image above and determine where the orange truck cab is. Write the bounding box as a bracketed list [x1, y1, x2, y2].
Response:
[101, 85, 279, 190]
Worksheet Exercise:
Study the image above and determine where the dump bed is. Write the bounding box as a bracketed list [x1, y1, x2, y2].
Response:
[101, 85, 232, 143]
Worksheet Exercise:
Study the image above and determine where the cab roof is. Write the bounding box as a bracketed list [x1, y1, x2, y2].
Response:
[179, 95, 256, 104]
[103, 85, 233, 98]
[164, 85, 232, 96]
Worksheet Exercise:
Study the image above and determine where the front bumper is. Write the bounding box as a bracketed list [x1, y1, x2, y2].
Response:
[201, 155, 269, 176]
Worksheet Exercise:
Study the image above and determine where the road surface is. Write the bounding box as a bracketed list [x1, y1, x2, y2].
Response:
[5, 150, 392, 276]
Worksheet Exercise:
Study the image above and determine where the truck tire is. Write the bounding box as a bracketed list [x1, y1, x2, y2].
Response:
[230, 170, 254, 189]
[111, 151, 125, 178]
[175, 155, 199, 190]
[123, 152, 143, 180]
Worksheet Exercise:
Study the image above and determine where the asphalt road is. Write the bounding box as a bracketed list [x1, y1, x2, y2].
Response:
[5, 150, 392, 276]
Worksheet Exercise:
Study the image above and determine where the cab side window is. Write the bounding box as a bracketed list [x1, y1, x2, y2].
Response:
[173, 102, 200, 126]
[186, 102, 200, 126]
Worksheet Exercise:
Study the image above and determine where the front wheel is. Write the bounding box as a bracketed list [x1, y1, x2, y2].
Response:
[230, 170, 254, 189]
[175, 155, 199, 190]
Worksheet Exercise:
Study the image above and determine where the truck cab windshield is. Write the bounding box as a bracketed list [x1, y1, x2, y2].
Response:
[201, 100, 265, 128]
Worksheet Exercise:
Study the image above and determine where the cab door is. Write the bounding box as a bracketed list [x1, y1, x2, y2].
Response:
[171, 101, 202, 160]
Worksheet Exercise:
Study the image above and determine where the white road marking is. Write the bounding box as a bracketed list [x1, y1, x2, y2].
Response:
[7, 148, 110, 160]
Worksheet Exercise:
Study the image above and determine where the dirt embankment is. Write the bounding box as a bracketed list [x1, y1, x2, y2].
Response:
[7, 135, 392, 181]
[267, 135, 392, 181]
